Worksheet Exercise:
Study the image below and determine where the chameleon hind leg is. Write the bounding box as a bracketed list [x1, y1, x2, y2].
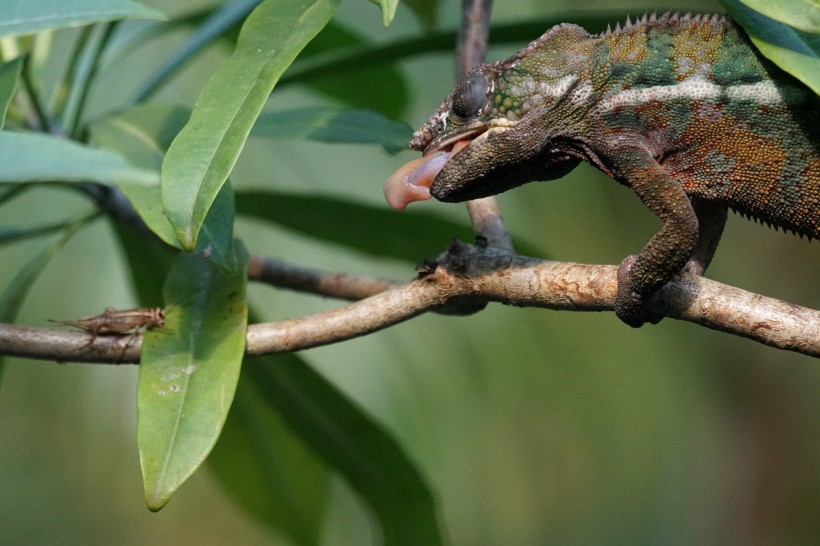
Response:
[684, 198, 728, 277]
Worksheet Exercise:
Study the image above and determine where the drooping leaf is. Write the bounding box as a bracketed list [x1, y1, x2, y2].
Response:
[89, 103, 237, 270]
[0, 131, 158, 185]
[0, 57, 24, 129]
[251, 108, 412, 154]
[235, 189, 544, 262]
[720, 0, 820, 93]
[161, 0, 339, 251]
[208, 361, 328, 546]
[369, 0, 399, 26]
[137, 243, 248, 511]
[245, 354, 446, 546]
[0, 0, 165, 38]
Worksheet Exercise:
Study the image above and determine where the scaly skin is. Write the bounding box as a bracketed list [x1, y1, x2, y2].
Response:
[407, 12, 819, 326]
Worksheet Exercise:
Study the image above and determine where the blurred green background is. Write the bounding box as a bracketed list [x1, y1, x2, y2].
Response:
[1, 0, 819, 544]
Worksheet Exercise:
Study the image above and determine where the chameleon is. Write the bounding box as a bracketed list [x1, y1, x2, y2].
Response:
[384, 11, 819, 327]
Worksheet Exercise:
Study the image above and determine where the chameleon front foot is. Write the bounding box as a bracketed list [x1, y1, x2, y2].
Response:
[615, 255, 664, 327]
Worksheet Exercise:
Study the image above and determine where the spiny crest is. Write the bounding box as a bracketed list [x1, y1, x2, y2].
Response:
[504, 11, 732, 68]
[598, 11, 731, 38]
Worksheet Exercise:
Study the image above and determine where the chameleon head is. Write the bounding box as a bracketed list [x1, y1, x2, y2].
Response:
[385, 54, 582, 209]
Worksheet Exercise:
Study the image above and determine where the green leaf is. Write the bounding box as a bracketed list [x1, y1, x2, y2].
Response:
[161, 0, 339, 252]
[208, 362, 328, 546]
[251, 108, 412, 154]
[0, 57, 24, 129]
[0, 0, 165, 38]
[89, 104, 238, 271]
[740, 0, 820, 34]
[720, 0, 820, 94]
[369, 0, 399, 26]
[137, 243, 248, 511]
[245, 355, 446, 546]
[0, 131, 158, 185]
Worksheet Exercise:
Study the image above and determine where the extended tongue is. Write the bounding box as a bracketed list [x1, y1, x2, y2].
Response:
[383, 140, 469, 210]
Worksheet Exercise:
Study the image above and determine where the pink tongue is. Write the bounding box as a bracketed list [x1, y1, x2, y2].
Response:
[384, 141, 468, 210]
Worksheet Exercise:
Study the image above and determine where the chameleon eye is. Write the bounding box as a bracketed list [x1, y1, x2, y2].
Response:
[451, 71, 488, 119]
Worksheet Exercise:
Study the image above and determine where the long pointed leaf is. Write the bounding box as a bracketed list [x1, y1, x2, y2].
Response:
[138, 243, 248, 511]
[246, 355, 446, 546]
[133, 0, 261, 103]
[161, 0, 339, 251]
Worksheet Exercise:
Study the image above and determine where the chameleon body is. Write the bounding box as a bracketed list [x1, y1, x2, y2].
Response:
[384, 12, 819, 326]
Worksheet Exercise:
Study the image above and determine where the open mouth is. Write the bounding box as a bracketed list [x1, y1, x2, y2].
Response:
[383, 126, 488, 210]
[422, 126, 486, 156]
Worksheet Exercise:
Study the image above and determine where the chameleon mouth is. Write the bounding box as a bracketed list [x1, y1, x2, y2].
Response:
[422, 126, 487, 156]
[384, 125, 492, 210]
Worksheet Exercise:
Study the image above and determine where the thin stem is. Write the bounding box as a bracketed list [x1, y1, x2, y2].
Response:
[248, 256, 400, 301]
[132, 0, 259, 103]
[456, 0, 514, 252]
[20, 59, 50, 132]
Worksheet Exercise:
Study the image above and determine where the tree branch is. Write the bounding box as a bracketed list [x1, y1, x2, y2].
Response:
[3, 242, 817, 363]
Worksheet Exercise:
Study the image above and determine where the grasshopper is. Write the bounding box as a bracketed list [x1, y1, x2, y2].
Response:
[50, 307, 166, 348]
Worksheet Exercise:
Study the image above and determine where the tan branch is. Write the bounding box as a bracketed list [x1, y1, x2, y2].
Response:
[2, 244, 818, 363]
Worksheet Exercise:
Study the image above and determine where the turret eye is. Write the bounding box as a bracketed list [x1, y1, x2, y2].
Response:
[451, 71, 488, 119]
